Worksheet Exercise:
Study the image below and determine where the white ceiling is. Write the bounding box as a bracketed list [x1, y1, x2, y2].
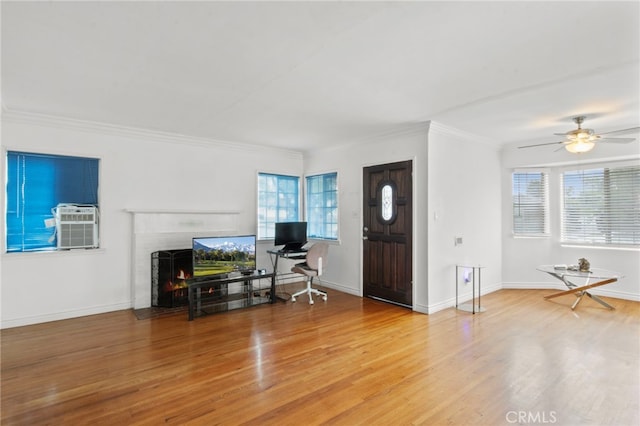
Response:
[2, 1, 639, 152]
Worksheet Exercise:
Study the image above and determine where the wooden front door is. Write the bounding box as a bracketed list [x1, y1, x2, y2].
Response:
[363, 160, 413, 308]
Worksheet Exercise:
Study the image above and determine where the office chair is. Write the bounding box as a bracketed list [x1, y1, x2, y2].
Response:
[290, 242, 329, 304]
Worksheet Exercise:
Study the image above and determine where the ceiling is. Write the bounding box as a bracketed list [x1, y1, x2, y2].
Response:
[2, 1, 639, 152]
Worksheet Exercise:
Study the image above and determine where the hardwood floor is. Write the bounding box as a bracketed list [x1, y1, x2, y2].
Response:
[2, 286, 639, 425]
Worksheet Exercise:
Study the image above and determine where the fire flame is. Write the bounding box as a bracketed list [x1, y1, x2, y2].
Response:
[165, 269, 192, 291]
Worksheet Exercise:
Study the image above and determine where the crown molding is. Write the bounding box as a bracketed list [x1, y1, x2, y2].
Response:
[364, 121, 431, 143]
[1, 108, 303, 159]
[307, 121, 431, 155]
[428, 120, 497, 148]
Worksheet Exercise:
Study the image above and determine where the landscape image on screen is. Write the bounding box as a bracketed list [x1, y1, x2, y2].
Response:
[192, 235, 256, 277]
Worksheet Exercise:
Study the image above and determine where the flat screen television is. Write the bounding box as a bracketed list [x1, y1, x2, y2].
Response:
[192, 235, 256, 277]
[274, 221, 307, 251]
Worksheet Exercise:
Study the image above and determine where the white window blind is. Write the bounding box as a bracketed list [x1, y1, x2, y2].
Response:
[512, 171, 549, 236]
[6, 151, 100, 252]
[562, 164, 640, 246]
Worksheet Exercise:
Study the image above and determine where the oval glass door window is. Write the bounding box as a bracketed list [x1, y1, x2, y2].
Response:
[381, 184, 393, 221]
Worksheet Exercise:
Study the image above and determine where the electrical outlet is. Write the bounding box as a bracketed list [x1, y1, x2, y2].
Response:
[455, 236, 463, 246]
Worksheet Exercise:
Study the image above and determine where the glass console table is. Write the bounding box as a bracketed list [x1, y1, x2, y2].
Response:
[455, 265, 485, 314]
[187, 271, 275, 320]
[537, 265, 620, 310]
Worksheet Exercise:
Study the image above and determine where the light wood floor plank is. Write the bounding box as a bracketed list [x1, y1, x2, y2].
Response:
[2, 286, 639, 425]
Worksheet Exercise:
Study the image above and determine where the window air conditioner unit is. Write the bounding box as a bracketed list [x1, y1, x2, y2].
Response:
[55, 204, 99, 249]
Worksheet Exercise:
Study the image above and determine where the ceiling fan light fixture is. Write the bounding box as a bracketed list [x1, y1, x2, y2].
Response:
[568, 130, 594, 141]
[577, 131, 591, 140]
[565, 140, 595, 154]
[519, 116, 638, 152]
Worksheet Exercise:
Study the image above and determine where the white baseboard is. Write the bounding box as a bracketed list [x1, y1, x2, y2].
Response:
[593, 288, 640, 302]
[502, 282, 640, 302]
[425, 299, 451, 314]
[426, 283, 502, 314]
[1, 301, 132, 329]
[5, 281, 635, 329]
[317, 279, 360, 296]
[413, 303, 429, 314]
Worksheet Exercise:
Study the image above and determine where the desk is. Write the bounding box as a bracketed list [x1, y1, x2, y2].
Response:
[537, 265, 620, 310]
[267, 248, 307, 298]
[187, 271, 275, 320]
[455, 265, 485, 314]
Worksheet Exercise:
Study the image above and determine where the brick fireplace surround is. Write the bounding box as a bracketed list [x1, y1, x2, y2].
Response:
[126, 209, 239, 309]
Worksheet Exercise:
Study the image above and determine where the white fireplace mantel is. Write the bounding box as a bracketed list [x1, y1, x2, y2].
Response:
[126, 209, 241, 309]
[125, 208, 240, 214]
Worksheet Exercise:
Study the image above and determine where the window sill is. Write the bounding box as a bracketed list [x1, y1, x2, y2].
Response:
[2, 247, 105, 259]
[308, 238, 340, 245]
[560, 244, 640, 252]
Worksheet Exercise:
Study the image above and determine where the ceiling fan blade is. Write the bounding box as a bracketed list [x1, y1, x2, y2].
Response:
[598, 126, 640, 136]
[519, 141, 566, 149]
[597, 137, 636, 144]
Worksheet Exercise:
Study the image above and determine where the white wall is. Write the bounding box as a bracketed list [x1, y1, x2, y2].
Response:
[426, 123, 503, 312]
[303, 124, 429, 307]
[8, 108, 633, 328]
[304, 121, 503, 313]
[501, 137, 640, 301]
[0, 111, 303, 328]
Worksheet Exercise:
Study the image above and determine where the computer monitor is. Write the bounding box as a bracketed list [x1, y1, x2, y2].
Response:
[274, 222, 307, 251]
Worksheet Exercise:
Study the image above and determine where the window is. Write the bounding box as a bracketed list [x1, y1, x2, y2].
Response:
[512, 171, 549, 236]
[6, 151, 100, 252]
[562, 164, 640, 246]
[306, 172, 338, 240]
[257, 173, 300, 240]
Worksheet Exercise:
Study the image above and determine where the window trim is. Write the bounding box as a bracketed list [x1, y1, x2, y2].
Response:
[559, 160, 640, 248]
[511, 169, 550, 238]
[305, 171, 339, 242]
[5, 149, 101, 253]
[256, 172, 301, 241]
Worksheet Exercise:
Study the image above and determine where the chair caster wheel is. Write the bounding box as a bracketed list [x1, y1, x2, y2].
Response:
[291, 296, 296, 303]
[309, 299, 314, 305]
[322, 296, 327, 301]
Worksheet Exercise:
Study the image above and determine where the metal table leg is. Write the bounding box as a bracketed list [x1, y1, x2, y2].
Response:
[544, 277, 617, 310]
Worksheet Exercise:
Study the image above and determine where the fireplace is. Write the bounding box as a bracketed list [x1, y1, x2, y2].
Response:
[151, 249, 193, 307]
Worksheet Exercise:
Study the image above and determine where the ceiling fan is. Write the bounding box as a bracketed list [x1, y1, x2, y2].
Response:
[519, 116, 639, 153]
